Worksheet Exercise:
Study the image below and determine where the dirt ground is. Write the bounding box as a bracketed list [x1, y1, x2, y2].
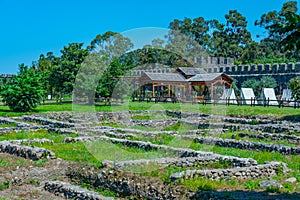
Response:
[0, 153, 73, 200]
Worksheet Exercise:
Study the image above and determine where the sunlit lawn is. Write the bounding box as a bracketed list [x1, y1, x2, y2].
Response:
[0, 100, 299, 119]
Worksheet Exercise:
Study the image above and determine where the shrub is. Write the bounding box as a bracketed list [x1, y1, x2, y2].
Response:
[0, 65, 45, 112]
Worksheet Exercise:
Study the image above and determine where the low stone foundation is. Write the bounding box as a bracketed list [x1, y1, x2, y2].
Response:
[9, 138, 54, 145]
[191, 136, 300, 155]
[0, 116, 31, 127]
[170, 161, 288, 181]
[0, 141, 56, 160]
[21, 116, 75, 128]
[238, 132, 300, 144]
[181, 119, 300, 133]
[64, 136, 257, 167]
[109, 154, 257, 170]
[0, 126, 46, 134]
[67, 167, 190, 199]
[44, 181, 114, 200]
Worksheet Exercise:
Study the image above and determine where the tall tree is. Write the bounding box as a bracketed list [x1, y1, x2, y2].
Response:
[37, 52, 58, 102]
[256, 1, 299, 59]
[51, 43, 88, 104]
[85, 32, 134, 99]
[74, 52, 106, 105]
[213, 10, 252, 61]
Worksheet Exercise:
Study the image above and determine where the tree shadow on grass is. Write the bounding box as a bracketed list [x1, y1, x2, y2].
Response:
[281, 114, 300, 122]
[0, 106, 29, 117]
[191, 189, 300, 200]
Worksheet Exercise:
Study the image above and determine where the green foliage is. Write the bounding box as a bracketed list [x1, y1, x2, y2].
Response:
[0, 129, 78, 144]
[74, 52, 106, 105]
[51, 43, 88, 103]
[168, 1, 299, 63]
[266, 186, 281, 193]
[183, 177, 221, 191]
[0, 64, 45, 112]
[0, 123, 17, 128]
[255, 1, 299, 59]
[94, 187, 118, 197]
[241, 76, 277, 96]
[29, 179, 41, 186]
[97, 60, 131, 98]
[169, 17, 211, 47]
[0, 181, 9, 191]
[36, 140, 171, 165]
[245, 180, 259, 190]
[266, 4, 300, 51]
[282, 182, 294, 193]
[289, 76, 300, 100]
[241, 78, 260, 96]
[37, 52, 58, 102]
[33, 159, 48, 167]
[8, 2, 299, 105]
[250, 119, 259, 125]
[221, 10, 252, 60]
[260, 76, 277, 89]
[87, 32, 134, 99]
[80, 182, 118, 197]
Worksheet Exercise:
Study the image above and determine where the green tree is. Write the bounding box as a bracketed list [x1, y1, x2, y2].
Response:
[289, 76, 300, 100]
[151, 38, 165, 48]
[87, 32, 134, 99]
[74, 52, 107, 105]
[51, 43, 88, 104]
[0, 64, 45, 112]
[37, 52, 58, 102]
[169, 17, 211, 47]
[255, 37, 286, 62]
[240, 41, 260, 64]
[241, 78, 260, 96]
[255, 1, 299, 60]
[165, 29, 208, 64]
[260, 76, 277, 89]
[216, 10, 252, 61]
[268, 10, 300, 51]
[242, 76, 277, 97]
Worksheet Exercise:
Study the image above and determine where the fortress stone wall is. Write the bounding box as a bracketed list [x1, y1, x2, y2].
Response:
[129, 60, 300, 90]
[207, 62, 300, 89]
[194, 56, 235, 68]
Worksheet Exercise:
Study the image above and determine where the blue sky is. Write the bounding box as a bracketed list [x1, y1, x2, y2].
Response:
[0, 0, 289, 74]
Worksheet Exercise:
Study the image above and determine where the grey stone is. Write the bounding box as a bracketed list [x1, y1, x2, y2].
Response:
[259, 180, 282, 188]
[285, 177, 297, 183]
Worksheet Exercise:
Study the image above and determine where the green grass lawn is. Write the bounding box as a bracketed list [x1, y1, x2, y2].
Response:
[0, 123, 17, 128]
[0, 99, 299, 196]
[0, 101, 299, 120]
[189, 142, 300, 172]
[33, 140, 177, 168]
[0, 129, 78, 143]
